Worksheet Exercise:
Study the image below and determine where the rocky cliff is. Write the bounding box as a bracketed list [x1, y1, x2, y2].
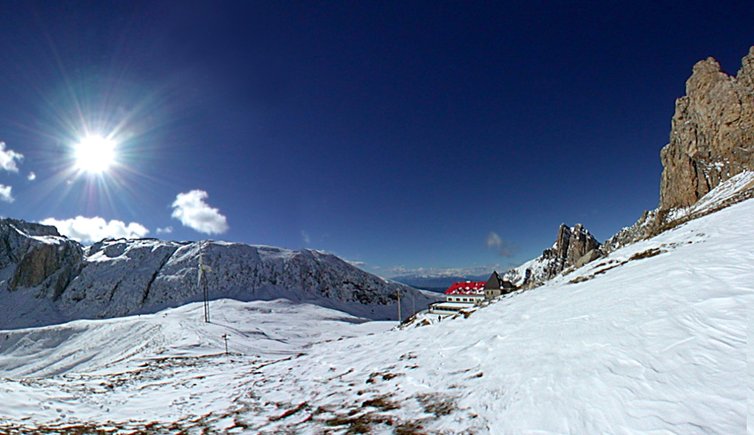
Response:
[504, 223, 601, 288]
[0, 220, 83, 298]
[602, 46, 754, 253]
[0, 220, 435, 329]
[659, 47, 754, 210]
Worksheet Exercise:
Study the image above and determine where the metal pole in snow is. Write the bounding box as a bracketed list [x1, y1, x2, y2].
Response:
[397, 290, 401, 323]
[204, 277, 210, 323]
[222, 333, 229, 355]
[199, 254, 211, 323]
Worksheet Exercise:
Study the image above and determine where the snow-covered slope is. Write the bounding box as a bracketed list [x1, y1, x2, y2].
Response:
[0, 232, 436, 329]
[2, 197, 751, 433]
[0, 299, 394, 431]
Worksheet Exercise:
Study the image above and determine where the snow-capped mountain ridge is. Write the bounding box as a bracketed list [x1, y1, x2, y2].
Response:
[0, 226, 435, 329]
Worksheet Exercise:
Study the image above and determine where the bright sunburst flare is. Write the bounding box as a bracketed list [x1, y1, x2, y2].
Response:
[73, 135, 117, 174]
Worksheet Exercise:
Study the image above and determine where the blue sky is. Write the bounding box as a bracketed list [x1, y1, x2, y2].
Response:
[0, 1, 751, 277]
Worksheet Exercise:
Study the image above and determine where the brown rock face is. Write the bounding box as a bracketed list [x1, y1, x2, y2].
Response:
[9, 242, 83, 295]
[659, 47, 754, 210]
[0, 219, 85, 297]
[543, 224, 601, 269]
[510, 223, 602, 288]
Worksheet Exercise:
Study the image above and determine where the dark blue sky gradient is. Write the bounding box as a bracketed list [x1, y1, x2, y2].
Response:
[0, 1, 752, 276]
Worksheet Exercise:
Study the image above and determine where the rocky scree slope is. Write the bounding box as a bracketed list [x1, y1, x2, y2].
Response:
[0, 222, 432, 329]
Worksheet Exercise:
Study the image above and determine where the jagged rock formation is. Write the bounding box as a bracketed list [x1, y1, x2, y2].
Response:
[602, 47, 754, 253]
[660, 47, 754, 210]
[0, 219, 435, 329]
[504, 223, 601, 288]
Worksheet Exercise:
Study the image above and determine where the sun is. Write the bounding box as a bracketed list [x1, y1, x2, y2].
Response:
[73, 135, 117, 174]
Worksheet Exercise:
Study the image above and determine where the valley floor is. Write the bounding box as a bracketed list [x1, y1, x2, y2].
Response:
[1, 198, 753, 434]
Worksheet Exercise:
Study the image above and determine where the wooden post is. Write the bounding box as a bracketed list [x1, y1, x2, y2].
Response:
[222, 333, 229, 355]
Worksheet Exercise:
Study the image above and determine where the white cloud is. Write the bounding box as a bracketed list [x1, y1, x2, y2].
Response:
[301, 230, 311, 244]
[171, 190, 228, 235]
[486, 231, 515, 257]
[27, 172, 36, 181]
[486, 232, 502, 249]
[156, 226, 173, 234]
[0, 142, 23, 173]
[0, 184, 13, 203]
[40, 216, 150, 243]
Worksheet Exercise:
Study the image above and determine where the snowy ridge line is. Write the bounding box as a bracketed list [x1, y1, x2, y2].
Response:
[0, 231, 438, 329]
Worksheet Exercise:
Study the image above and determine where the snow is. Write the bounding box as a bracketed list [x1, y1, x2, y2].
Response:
[0, 198, 752, 432]
[503, 254, 552, 286]
[0, 299, 394, 431]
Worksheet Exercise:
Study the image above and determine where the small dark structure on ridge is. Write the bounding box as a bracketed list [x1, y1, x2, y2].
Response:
[483, 270, 515, 300]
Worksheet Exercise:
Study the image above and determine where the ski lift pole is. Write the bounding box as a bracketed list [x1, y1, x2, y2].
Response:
[198, 254, 213, 323]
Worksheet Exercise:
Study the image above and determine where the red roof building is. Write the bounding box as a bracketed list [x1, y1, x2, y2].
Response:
[444, 281, 486, 303]
[444, 281, 486, 295]
[429, 273, 517, 316]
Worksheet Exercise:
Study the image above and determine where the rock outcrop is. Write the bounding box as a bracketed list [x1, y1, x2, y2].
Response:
[0, 220, 84, 297]
[504, 223, 601, 288]
[659, 47, 754, 210]
[601, 46, 754, 254]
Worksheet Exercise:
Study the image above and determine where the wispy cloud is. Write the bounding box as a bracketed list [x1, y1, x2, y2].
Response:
[171, 190, 229, 235]
[41, 216, 150, 243]
[486, 232, 502, 249]
[486, 231, 516, 257]
[0, 142, 23, 173]
[0, 184, 13, 203]
[301, 230, 311, 244]
[156, 226, 173, 234]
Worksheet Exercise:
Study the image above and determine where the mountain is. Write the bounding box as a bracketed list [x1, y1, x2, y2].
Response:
[605, 46, 754, 250]
[503, 223, 601, 288]
[1, 176, 750, 433]
[660, 46, 754, 210]
[505, 46, 754, 285]
[1, 46, 752, 434]
[0, 224, 437, 329]
[391, 273, 489, 292]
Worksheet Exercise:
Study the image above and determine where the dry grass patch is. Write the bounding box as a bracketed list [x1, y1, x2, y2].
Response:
[416, 393, 457, 417]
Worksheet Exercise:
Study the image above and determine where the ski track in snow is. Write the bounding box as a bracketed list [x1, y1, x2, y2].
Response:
[0, 198, 752, 433]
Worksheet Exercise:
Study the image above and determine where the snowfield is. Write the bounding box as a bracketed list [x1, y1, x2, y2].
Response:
[1, 197, 752, 433]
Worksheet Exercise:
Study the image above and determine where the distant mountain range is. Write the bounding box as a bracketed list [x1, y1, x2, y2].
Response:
[0, 223, 438, 329]
[390, 274, 489, 292]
